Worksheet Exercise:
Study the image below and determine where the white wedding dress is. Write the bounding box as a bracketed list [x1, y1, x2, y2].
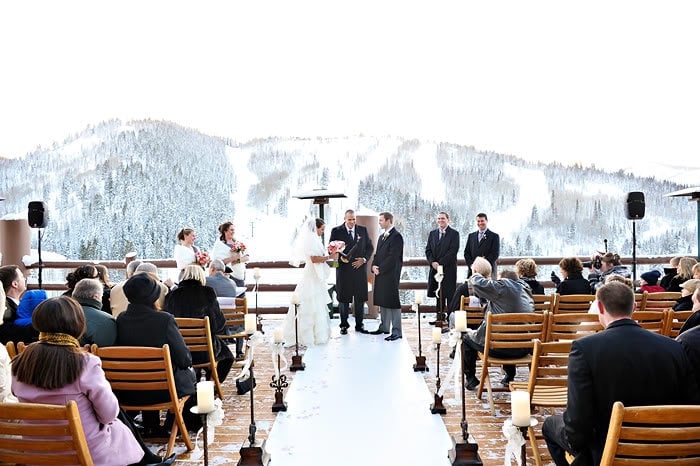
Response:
[283, 219, 331, 346]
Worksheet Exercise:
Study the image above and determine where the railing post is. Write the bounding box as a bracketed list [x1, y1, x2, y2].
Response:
[0, 219, 31, 271]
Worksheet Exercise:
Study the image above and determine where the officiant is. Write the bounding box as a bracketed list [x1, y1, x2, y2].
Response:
[329, 209, 374, 335]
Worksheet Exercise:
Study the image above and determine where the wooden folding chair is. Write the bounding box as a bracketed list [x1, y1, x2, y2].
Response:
[552, 294, 595, 314]
[174, 316, 224, 399]
[0, 400, 93, 465]
[510, 339, 572, 466]
[5, 342, 17, 359]
[545, 312, 604, 342]
[459, 296, 485, 328]
[632, 310, 669, 335]
[91, 344, 193, 457]
[644, 291, 681, 310]
[476, 312, 547, 415]
[634, 292, 647, 312]
[532, 294, 555, 313]
[667, 310, 696, 338]
[600, 402, 700, 465]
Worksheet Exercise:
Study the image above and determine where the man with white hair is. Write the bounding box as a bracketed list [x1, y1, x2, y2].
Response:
[111, 262, 169, 317]
[206, 260, 238, 297]
[73, 278, 117, 347]
[109, 260, 142, 316]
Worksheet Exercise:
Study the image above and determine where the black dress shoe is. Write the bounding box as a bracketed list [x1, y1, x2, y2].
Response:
[466, 376, 480, 391]
[369, 329, 385, 335]
[500, 374, 515, 386]
[356, 328, 369, 334]
[340, 327, 348, 335]
[429, 320, 437, 325]
[385, 335, 402, 341]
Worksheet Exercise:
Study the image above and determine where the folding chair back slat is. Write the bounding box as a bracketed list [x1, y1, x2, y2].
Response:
[532, 294, 555, 313]
[175, 316, 224, 399]
[553, 293, 595, 314]
[632, 310, 669, 335]
[667, 310, 695, 338]
[546, 312, 604, 342]
[459, 296, 485, 327]
[644, 291, 681, 310]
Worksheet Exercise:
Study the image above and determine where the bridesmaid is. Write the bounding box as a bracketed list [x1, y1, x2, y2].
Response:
[210, 221, 249, 287]
[174, 227, 204, 281]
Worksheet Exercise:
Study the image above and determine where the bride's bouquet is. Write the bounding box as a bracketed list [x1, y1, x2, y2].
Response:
[195, 250, 210, 267]
[230, 240, 247, 254]
[327, 240, 346, 268]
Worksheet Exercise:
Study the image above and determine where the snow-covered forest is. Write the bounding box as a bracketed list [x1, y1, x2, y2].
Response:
[0, 119, 695, 262]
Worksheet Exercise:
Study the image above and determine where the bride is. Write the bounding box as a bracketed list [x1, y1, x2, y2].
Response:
[283, 217, 332, 346]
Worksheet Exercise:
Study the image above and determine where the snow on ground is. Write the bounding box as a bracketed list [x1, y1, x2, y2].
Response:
[411, 142, 443, 204]
[490, 163, 550, 240]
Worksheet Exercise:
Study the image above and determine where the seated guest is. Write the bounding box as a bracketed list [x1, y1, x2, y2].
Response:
[0, 286, 17, 403]
[95, 264, 113, 315]
[604, 274, 633, 289]
[636, 269, 665, 293]
[63, 264, 99, 297]
[694, 263, 700, 280]
[677, 323, 700, 395]
[463, 258, 535, 390]
[11, 296, 172, 465]
[0, 265, 39, 345]
[110, 260, 142, 316]
[116, 273, 198, 434]
[587, 252, 630, 292]
[551, 257, 591, 295]
[673, 279, 700, 312]
[542, 282, 698, 466]
[15, 289, 47, 326]
[678, 287, 700, 335]
[206, 259, 244, 358]
[206, 259, 238, 297]
[666, 256, 698, 293]
[447, 279, 471, 315]
[515, 258, 544, 294]
[166, 265, 234, 384]
[660, 256, 681, 289]
[113, 262, 170, 318]
[73, 278, 117, 347]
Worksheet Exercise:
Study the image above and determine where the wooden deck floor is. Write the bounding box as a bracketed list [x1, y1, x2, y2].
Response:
[168, 316, 556, 466]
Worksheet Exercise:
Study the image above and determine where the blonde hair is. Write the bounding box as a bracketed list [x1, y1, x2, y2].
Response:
[604, 274, 633, 289]
[693, 263, 700, 278]
[515, 258, 538, 278]
[471, 257, 492, 278]
[181, 264, 206, 285]
[677, 257, 698, 280]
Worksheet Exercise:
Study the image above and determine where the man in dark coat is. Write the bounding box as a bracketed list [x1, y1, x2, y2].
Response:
[425, 211, 460, 313]
[542, 281, 699, 466]
[0, 265, 39, 345]
[329, 209, 374, 334]
[463, 213, 500, 277]
[370, 212, 404, 341]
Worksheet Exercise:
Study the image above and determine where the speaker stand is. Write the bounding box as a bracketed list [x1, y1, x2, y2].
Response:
[37, 229, 43, 290]
[632, 221, 637, 284]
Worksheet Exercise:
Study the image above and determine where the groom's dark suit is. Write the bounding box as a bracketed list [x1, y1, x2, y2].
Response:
[425, 225, 460, 310]
[463, 228, 499, 277]
[329, 223, 373, 330]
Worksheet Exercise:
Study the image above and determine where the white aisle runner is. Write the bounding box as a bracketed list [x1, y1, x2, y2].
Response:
[266, 322, 452, 466]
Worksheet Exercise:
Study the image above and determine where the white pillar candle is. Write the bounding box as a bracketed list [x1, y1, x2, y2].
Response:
[432, 327, 442, 344]
[253, 267, 261, 280]
[197, 380, 215, 412]
[454, 310, 467, 332]
[511, 390, 531, 427]
[291, 292, 300, 305]
[437, 265, 444, 275]
[415, 293, 423, 305]
[274, 327, 284, 344]
[245, 313, 257, 334]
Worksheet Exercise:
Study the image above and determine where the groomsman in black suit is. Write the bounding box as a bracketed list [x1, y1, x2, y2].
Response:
[370, 212, 404, 341]
[329, 210, 374, 334]
[425, 211, 460, 312]
[463, 213, 500, 277]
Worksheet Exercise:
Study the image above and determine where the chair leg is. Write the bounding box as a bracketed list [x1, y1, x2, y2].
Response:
[528, 425, 542, 466]
[210, 362, 224, 400]
[476, 362, 488, 399]
[171, 400, 193, 455]
[486, 377, 495, 416]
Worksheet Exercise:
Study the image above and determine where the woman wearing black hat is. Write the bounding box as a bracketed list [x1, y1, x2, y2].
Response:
[115, 273, 198, 435]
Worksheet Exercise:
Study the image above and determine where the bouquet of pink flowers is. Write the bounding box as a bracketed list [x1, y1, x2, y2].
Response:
[195, 250, 210, 266]
[231, 240, 247, 254]
[328, 240, 346, 255]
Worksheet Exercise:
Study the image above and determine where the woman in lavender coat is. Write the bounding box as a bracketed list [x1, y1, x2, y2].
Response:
[11, 296, 171, 466]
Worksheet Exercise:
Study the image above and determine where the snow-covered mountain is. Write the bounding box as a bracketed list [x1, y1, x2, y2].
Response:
[0, 119, 695, 265]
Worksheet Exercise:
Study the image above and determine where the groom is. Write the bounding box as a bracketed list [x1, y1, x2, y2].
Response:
[329, 210, 374, 334]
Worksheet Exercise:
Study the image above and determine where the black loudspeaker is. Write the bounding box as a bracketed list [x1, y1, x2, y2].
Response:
[28, 201, 48, 228]
[625, 192, 645, 220]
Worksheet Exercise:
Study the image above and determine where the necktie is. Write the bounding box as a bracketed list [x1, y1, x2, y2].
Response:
[349, 229, 354, 240]
[478, 231, 484, 242]
[439, 230, 444, 241]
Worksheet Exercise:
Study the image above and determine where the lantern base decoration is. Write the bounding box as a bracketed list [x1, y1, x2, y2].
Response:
[290, 355, 305, 371]
[449, 436, 483, 466]
[238, 439, 270, 466]
[413, 355, 428, 372]
[430, 393, 446, 415]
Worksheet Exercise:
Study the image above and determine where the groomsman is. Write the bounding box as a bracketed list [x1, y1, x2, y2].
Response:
[329, 210, 374, 334]
[370, 212, 404, 341]
[425, 211, 460, 311]
[463, 213, 500, 277]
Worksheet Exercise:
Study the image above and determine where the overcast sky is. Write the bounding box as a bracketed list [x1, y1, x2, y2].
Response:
[1, 1, 699, 184]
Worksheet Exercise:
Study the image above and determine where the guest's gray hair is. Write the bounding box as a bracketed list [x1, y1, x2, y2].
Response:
[135, 263, 158, 275]
[73, 278, 104, 300]
[126, 260, 142, 278]
[210, 259, 226, 272]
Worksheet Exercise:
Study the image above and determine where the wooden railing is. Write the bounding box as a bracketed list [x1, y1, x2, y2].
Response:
[25, 255, 674, 314]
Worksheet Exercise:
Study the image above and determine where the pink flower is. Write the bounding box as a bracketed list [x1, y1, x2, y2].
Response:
[328, 240, 346, 255]
[195, 251, 210, 266]
[231, 241, 247, 254]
